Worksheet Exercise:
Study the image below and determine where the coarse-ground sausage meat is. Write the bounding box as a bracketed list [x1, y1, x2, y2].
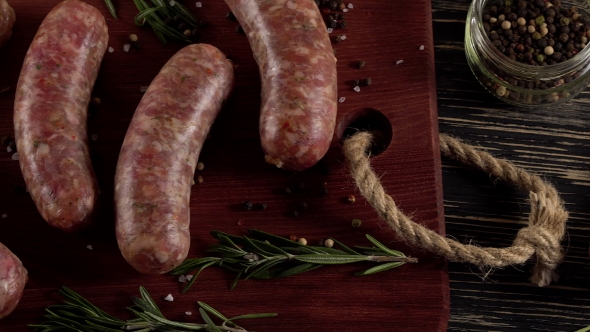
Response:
[0, 0, 15, 48]
[0, 243, 27, 319]
[225, 0, 338, 171]
[115, 44, 234, 274]
[13, 0, 108, 232]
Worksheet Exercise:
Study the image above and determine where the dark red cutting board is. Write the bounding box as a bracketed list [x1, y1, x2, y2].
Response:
[0, 0, 448, 331]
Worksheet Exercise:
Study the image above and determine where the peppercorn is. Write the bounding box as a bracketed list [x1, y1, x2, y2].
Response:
[235, 25, 244, 34]
[196, 175, 203, 184]
[363, 78, 372, 86]
[292, 210, 299, 217]
[351, 219, 362, 228]
[338, 21, 347, 29]
[537, 38, 548, 48]
[516, 43, 525, 52]
[324, 239, 334, 248]
[357, 60, 366, 69]
[299, 201, 308, 210]
[347, 195, 356, 204]
[297, 238, 307, 245]
[259, 202, 268, 210]
[243, 201, 253, 211]
[353, 79, 360, 87]
[289, 235, 298, 241]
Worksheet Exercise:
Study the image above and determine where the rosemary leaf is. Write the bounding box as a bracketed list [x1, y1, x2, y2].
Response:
[139, 286, 164, 317]
[182, 260, 219, 293]
[103, 0, 117, 18]
[273, 262, 322, 278]
[197, 302, 239, 329]
[247, 229, 304, 248]
[135, 7, 162, 26]
[229, 313, 279, 321]
[327, 237, 362, 255]
[365, 234, 404, 257]
[169, 1, 198, 27]
[295, 254, 368, 265]
[355, 261, 404, 276]
[199, 308, 223, 332]
[230, 269, 245, 290]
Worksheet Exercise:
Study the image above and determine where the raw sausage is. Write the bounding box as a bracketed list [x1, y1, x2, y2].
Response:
[0, 243, 27, 319]
[225, 0, 338, 171]
[13, 0, 108, 232]
[115, 44, 234, 274]
[0, 0, 15, 48]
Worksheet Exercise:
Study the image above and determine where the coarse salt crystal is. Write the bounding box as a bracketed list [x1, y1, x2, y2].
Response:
[164, 294, 174, 301]
[396, 60, 404, 65]
[196, 1, 202, 7]
[11, 152, 18, 160]
[87, 245, 93, 250]
[419, 45, 425, 50]
[91, 134, 98, 141]
[348, 3, 353, 8]
[343, 8, 349, 12]
[178, 275, 187, 282]
[327, 27, 333, 34]
[1, 214, 6, 219]
[169, 0, 176, 6]
[185, 311, 192, 315]
[340, 35, 347, 40]
[123, 44, 131, 52]
[6, 146, 11, 153]
[108, 47, 114, 53]
[353, 86, 360, 92]
[186, 274, 194, 281]
[338, 97, 346, 103]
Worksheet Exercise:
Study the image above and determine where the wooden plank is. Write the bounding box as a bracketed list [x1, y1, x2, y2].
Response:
[0, 0, 448, 330]
[432, 0, 590, 330]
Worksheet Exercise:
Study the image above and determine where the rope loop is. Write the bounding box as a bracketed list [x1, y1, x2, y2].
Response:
[342, 132, 568, 287]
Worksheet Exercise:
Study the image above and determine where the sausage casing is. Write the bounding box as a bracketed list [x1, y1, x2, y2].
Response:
[225, 0, 338, 171]
[13, 0, 108, 232]
[115, 44, 234, 274]
[0, 0, 15, 48]
[0, 243, 27, 319]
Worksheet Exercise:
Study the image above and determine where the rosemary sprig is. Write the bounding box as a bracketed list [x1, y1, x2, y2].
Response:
[133, 0, 200, 44]
[29, 286, 276, 331]
[171, 229, 417, 293]
[103, 0, 117, 19]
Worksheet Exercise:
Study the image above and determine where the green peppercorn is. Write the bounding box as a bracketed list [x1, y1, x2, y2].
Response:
[351, 219, 362, 228]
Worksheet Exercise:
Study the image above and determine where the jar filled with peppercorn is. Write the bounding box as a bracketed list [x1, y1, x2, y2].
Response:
[465, 0, 590, 106]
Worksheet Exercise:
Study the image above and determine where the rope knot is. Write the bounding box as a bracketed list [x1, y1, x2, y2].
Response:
[343, 132, 569, 287]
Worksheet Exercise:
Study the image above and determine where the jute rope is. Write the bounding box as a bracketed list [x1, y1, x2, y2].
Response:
[342, 132, 568, 287]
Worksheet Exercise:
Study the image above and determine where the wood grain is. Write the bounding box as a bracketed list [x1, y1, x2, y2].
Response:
[433, 0, 590, 330]
[0, 0, 448, 331]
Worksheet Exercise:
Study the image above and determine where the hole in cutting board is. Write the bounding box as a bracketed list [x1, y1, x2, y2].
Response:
[337, 108, 393, 156]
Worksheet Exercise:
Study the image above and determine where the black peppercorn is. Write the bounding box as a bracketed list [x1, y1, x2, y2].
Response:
[516, 43, 525, 52]
[362, 78, 372, 86]
[357, 60, 366, 69]
[353, 79, 360, 86]
[538, 38, 548, 48]
[299, 201, 308, 210]
[235, 25, 244, 34]
[483, 13, 491, 21]
[562, 26, 570, 34]
[243, 201, 253, 211]
[545, 8, 556, 18]
[292, 210, 299, 217]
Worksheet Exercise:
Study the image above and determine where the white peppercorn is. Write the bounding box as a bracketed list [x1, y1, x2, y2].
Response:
[527, 25, 536, 33]
[496, 86, 507, 97]
[544, 46, 554, 55]
[501, 21, 511, 29]
[517, 17, 526, 25]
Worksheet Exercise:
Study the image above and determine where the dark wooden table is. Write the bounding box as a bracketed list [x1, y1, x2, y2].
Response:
[432, 0, 590, 331]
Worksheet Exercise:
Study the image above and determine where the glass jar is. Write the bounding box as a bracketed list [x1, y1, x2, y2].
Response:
[465, 0, 590, 107]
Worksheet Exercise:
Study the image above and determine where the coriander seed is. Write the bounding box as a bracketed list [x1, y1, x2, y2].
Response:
[324, 238, 334, 248]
